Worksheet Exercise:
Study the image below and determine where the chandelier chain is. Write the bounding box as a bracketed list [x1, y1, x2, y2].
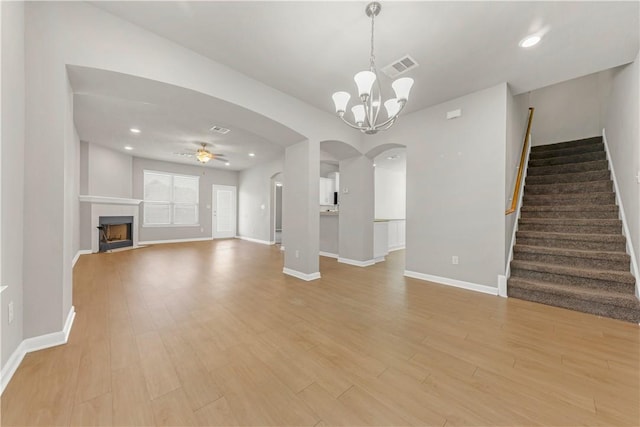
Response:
[369, 10, 376, 69]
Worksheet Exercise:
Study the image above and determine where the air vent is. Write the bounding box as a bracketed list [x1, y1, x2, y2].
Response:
[209, 125, 231, 135]
[381, 55, 419, 78]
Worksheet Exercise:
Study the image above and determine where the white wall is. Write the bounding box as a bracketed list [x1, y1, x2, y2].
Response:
[528, 71, 612, 146]
[604, 53, 640, 281]
[374, 167, 406, 220]
[86, 142, 132, 198]
[505, 88, 531, 263]
[238, 157, 283, 243]
[132, 157, 238, 243]
[1, 0, 25, 369]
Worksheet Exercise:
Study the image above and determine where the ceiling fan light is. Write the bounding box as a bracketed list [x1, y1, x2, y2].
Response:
[332, 91, 351, 114]
[352, 104, 366, 125]
[354, 71, 376, 98]
[384, 98, 400, 118]
[392, 77, 414, 102]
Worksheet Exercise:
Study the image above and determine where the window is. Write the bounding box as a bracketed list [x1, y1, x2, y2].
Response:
[143, 170, 199, 226]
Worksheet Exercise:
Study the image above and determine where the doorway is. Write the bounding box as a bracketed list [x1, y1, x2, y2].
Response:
[212, 185, 237, 239]
[274, 182, 283, 244]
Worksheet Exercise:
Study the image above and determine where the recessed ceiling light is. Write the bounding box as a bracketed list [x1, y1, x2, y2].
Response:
[124, 146, 133, 150]
[130, 128, 141, 134]
[248, 152, 255, 157]
[225, 162, 230, 166]
[387, 155, 399, 160]
[373, 163, 377, 167]
[519, 35, 541, 48]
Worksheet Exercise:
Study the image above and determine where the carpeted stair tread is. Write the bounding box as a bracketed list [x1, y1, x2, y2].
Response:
[514, 245, 629, 262]
[522, 192, 615, 206]
[520, 205, 619, 220]
[508, 279, 640, 323]
[513, 245, 630, 270]
[528, 151, 606, 168]
[515, 231, 627, 251]
[526, 160, 608, 176]
[518, 218, 622, 234]
[530, 137, 602, 153]
[525, 169, 611, 185]
[509, 278, 639, 307]
[510, 260, 635, 285]
[524, 180, 612, 195]
[529, 143, 605, 160]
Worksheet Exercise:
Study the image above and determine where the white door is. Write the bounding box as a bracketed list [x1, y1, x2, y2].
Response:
[212, 185, 237, 239]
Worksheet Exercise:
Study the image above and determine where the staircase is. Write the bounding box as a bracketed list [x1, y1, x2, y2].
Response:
[508, 136, 640, 323]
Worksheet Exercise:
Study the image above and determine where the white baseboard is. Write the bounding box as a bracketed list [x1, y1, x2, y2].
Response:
[139, 237, 212, 245]
[319, 251, 338, 259]
[374, 256, 385, 263]
[388, 245, 405, 252]
[338, 257, 376, 267]
[283, 268, 321, 281]
[280, 245, 285, 251]
[72, 250, 92, 268]
[498, 275, 508, 298]
[603, 128, 640, 300]
[404, 270, 499, 296]
[236, 236, 273, 245]
[1, 306, 75, 395]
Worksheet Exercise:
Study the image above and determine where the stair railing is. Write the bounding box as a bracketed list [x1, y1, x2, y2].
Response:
[506, 107, 535, 215]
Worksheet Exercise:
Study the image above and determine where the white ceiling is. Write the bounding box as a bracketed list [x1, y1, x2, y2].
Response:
[68, 66, 304, 170]
[77, 1, 639, 170]
[93, 1, 639, 115]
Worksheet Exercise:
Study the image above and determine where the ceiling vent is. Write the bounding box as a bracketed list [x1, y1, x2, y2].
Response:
[209, 125, 231, 135]
[381, 55, 419, 78]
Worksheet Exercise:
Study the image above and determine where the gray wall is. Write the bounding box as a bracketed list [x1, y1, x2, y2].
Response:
[604, 53, 640, 279]
[528, 71, 612, 146]
[237, 157, 283, 242]
[87, 142, 132, 198]
[132, 157, 238, 242]
[505, 88, 531, 264]
[1, 1, 25, 367]
[367, 84, 508, 288]
[283, 140, 320, 275]
[339, 155, 374, 262]
[275, 185, 283, 230]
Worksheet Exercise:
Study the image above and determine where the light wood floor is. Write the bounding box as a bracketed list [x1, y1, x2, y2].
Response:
[2, 239, 639, 426]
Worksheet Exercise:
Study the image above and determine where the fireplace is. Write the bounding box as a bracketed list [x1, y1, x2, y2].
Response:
[98, 216, 133, 252]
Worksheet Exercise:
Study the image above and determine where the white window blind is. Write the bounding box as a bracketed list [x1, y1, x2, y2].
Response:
[143, 170, 199, 226]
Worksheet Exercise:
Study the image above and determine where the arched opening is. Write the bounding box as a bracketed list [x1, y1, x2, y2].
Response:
[367, 143, 408, 267]
[270, 172, 284, 246]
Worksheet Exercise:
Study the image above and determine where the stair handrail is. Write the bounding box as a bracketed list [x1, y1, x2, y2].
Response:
[506, 107, 535, 215]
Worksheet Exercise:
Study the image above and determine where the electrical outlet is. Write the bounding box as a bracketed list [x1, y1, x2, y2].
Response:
[8, 301, 14, 324]
[452, 256, 459, 265]
[295, 250, 299, 258]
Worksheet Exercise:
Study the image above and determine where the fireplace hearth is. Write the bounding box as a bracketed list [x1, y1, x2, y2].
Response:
[98, 216, 133, 252]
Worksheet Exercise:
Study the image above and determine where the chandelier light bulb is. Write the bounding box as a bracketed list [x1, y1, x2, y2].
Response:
[332, 91, 351, 114]
[352, 105, 366, 125]
[384, 98, 400, 118]
[392, 77, 414, 102]
[354, 71, 376, 99]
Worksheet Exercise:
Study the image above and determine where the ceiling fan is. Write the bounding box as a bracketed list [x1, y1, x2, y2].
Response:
[174, 143, 228, 164]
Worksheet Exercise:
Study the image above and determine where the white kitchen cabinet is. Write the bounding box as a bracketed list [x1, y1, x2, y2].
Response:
[319, 177, 335, 205]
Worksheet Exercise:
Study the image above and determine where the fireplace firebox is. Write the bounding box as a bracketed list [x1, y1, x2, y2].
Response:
[98, 216, 133, 252]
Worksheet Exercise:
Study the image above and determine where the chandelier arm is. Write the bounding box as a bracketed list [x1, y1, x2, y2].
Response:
[338, 114, 367, 131]
[371, 100, 407, 130]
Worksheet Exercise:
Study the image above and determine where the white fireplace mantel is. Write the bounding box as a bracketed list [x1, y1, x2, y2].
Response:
[80, 195, 142, 252]
[79, 195, 142, 205]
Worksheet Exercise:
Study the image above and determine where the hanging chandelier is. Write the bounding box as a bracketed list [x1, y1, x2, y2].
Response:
[332, 2, 414, 135]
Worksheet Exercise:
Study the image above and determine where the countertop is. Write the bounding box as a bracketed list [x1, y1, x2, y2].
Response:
[320, 211, 339, 216]
[374, 218, 406, 222]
